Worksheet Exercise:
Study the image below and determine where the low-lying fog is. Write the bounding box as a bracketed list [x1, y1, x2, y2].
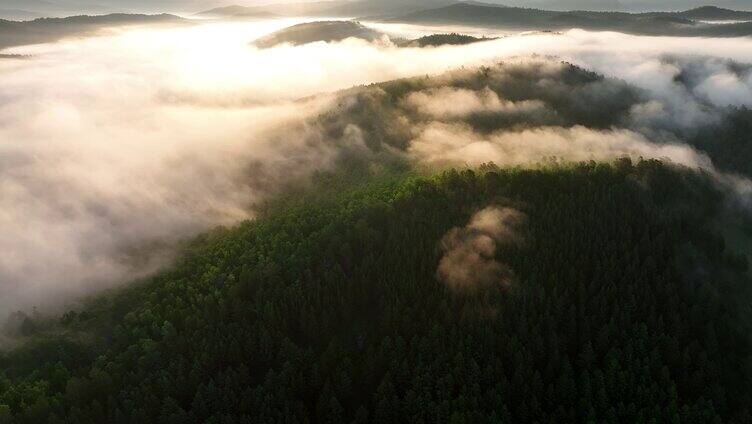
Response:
[2, 17, 752, 316]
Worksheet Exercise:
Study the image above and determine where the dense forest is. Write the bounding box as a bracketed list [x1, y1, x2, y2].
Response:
[399, 33, 489, 48]
[691, 107, 752, 177]
[1, 158, 751, 423]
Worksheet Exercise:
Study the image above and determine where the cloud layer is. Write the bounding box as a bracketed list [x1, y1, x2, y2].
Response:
[1, 20, 752, 316]
[409, 124, 711, 168]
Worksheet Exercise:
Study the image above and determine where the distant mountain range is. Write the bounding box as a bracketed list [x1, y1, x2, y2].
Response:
[196, 5, 280, 19]
[0, 13, 185, 50]
[197, 1, 462, 19]
[2, 3, 752, 52]
[198, 1, 350, 17]
[0, 9, 44, 21]
[197, 1, 752, 18]
[503, 0, 751, 12]
[621, 1, 752, 12]
[677, 4, 752, 19]
[198, 2, 752, 23]
[388, 3, 752, 36]
[190, 2, 752, 40]
[511, 0, 626, 12]
[3, 0, 752, 19]
[0, 0, 122, 17]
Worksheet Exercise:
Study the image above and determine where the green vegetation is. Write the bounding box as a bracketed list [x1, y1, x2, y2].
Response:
[399, 33, 490, 47]
[1, 159, 750, 423]
[691, 107, 752, 177]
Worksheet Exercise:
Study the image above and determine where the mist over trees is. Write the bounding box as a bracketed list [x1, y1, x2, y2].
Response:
[1, 6, 752, 423]
[1, 56, 752, 422]
[252, 21, 383, 48]
[283, 58, 751, 179]
[1, 159, 750, 422]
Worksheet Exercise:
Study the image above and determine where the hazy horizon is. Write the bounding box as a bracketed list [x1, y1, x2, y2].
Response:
[2, 0, 752, 19]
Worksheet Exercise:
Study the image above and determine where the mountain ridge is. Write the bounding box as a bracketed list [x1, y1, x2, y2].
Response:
[251, 20, 384, 48]
[389, 2, 752, 36]
[0, 13, 186, 50]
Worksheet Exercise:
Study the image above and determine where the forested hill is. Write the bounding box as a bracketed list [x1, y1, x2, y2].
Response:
[677, 6, 752, 21]
[196, 1, 457, 19]
[249, 21, 488, 48]
[397, 33, 489, 47]
[252, 21, 384, 48]
[390, 3, 752, 37]
[1, 159, 751, 422]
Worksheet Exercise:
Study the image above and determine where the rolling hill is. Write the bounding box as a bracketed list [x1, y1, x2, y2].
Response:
[249, 20, 499, 48]
[398, 32, 491, 47]
[0, 13, 186, 50]
[196, 0, 459, 19]
[677, 5, 752, 20]
[520, 0, 626, 11]
[389, 3, 752, 36]
[194, 5, 279, 19]
[252, 20, 384, 48]
[196, 1, 351, 18]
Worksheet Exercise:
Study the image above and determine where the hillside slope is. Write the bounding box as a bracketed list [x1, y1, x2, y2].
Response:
[677, 5, 752, 21]
[391, 3, 752, 36]
[197, 1, 457, 19]
[252, 21, 384, 48]
[398, 32, 490, 47]
[0, 13, 185, 50]
[1, 160, 750, 422]
[194, 5, 279, 19]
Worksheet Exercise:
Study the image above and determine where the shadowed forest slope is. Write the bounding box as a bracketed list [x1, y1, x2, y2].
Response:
[1, 160, 751, 422]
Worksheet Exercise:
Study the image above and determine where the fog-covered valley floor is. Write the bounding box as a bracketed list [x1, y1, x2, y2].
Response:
[2, 16, 752, 315]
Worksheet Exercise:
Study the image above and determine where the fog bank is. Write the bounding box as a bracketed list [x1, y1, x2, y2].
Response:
[2, 19, 752, 316]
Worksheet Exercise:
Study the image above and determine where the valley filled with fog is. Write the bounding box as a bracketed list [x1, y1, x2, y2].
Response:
[2, 14, 752, 315]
